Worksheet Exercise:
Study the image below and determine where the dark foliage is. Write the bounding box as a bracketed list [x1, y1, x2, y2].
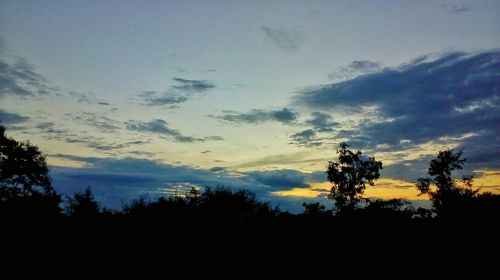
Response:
[0, 125, 498, 228]
[0, 125, 61, 223]
[121, 186, 279, 224]
[326, 142, 383, 211]
[65, 186, 101, 222]
[415, 149, 500, 222]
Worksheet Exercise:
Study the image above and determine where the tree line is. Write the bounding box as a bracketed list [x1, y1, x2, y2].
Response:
[1, 125, 499, 225]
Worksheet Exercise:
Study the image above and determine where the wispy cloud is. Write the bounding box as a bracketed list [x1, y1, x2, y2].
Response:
[69, 91, 111, 106]
[140, 78, 215, 107]
[452, 4, 471, 13]
[0, 55, 55, 98]
[139, 91, 188, 107]
[70, 112, 122, 132]
[290, 129, 322, 147]
[305, 112, 339, 132]
[287, 112, 339, 147]
[261, 27, 304, 53]
[126, 119, 223, 143]
[209, 108, 297, 125]
[171, 78, 215, 92]
[329, 60, 381, 81]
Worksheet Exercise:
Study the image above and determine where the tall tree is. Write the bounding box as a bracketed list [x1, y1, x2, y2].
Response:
[0, 125, 54, 196]
[66, 187, 100, 221]
[327, 143, 383, 212]
[0, 125, 60, 220]
[416, 149, 478, 219]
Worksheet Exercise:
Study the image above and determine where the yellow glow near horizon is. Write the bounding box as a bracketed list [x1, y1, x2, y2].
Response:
[273, 173, 500, 200]
[473, 170, 500, 192]
[47, 157, 89, 168]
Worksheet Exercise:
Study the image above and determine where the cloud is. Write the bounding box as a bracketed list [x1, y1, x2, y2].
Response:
[140, 91, 188, 106]
[0, 35, 5, 54]
[305, 112, 339, 132]
[126, 119, 223, 143]
[49, 155, 325, 211]
[290, 129, 322, 147]
[140, 78, 215, 107]
[209, 108, 297, 125]
[247, 169, 318, 189]
[209, 166, 225, 172]
[69, 91, 111, 106]
[0, 55, 54, 97]
[231, 151, 329, 170]
[294, 50, 500, 169]
[82, 140, 149, 152]
[35, 121, 69, 136]
[70, 112, 121, 132]
[329, 60, 381, 81]
[0, 109, 29, 125]
[261, 27, 304, 52]
[171, 78, 215, 92]
[288, 112, 339, 147]
[452, 4, 471, 13]
[32, 120, 149, 154]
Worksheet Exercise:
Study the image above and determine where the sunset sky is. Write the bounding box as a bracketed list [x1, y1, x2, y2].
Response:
[1, 0, 499, 212]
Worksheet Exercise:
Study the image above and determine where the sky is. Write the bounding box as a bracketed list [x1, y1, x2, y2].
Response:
[1, 0, 499, 212]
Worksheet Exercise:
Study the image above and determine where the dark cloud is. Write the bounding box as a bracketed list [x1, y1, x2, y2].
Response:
[294, 50, 500, 169]
[290, 129, 322, 147]
[329, 60, 381, 81]
[69, 91, 111, 106]
[171, 78, 215, 92]
[126, 119, 223, 143]
[139, 91, 189, 106]
[35, 121, 69, 136]
[247, 169, 312, 189]
[306, 112, 339, 132]
[209, 108, 297, 125]
[288, 112, 339, 147]
[204, 135, 224, 141]
[452, 4, 471, 13]
[209, 167, 225, 172]
[0, 109, 29, 125]
[262, 27, 304, 53]
[33, 120, 148, 153]
[49, 155, 325, 211]
[71, 112, 121, 132]
[0, 55, 54, 97]
[64, 136, 149, 153]
[0, 36, 5, 54]
[140, 78, 215, 107]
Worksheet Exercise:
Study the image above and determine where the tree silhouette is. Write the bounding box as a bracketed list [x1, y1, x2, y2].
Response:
[302, 202, 332, 216]
[0, 125, 54, 196]
[0, 125, 61, 221]
[66, 187, 100, 221]
[326, 143, 382, 212]
[360, 198, 415, 223]
[415, 149, 480, 220]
